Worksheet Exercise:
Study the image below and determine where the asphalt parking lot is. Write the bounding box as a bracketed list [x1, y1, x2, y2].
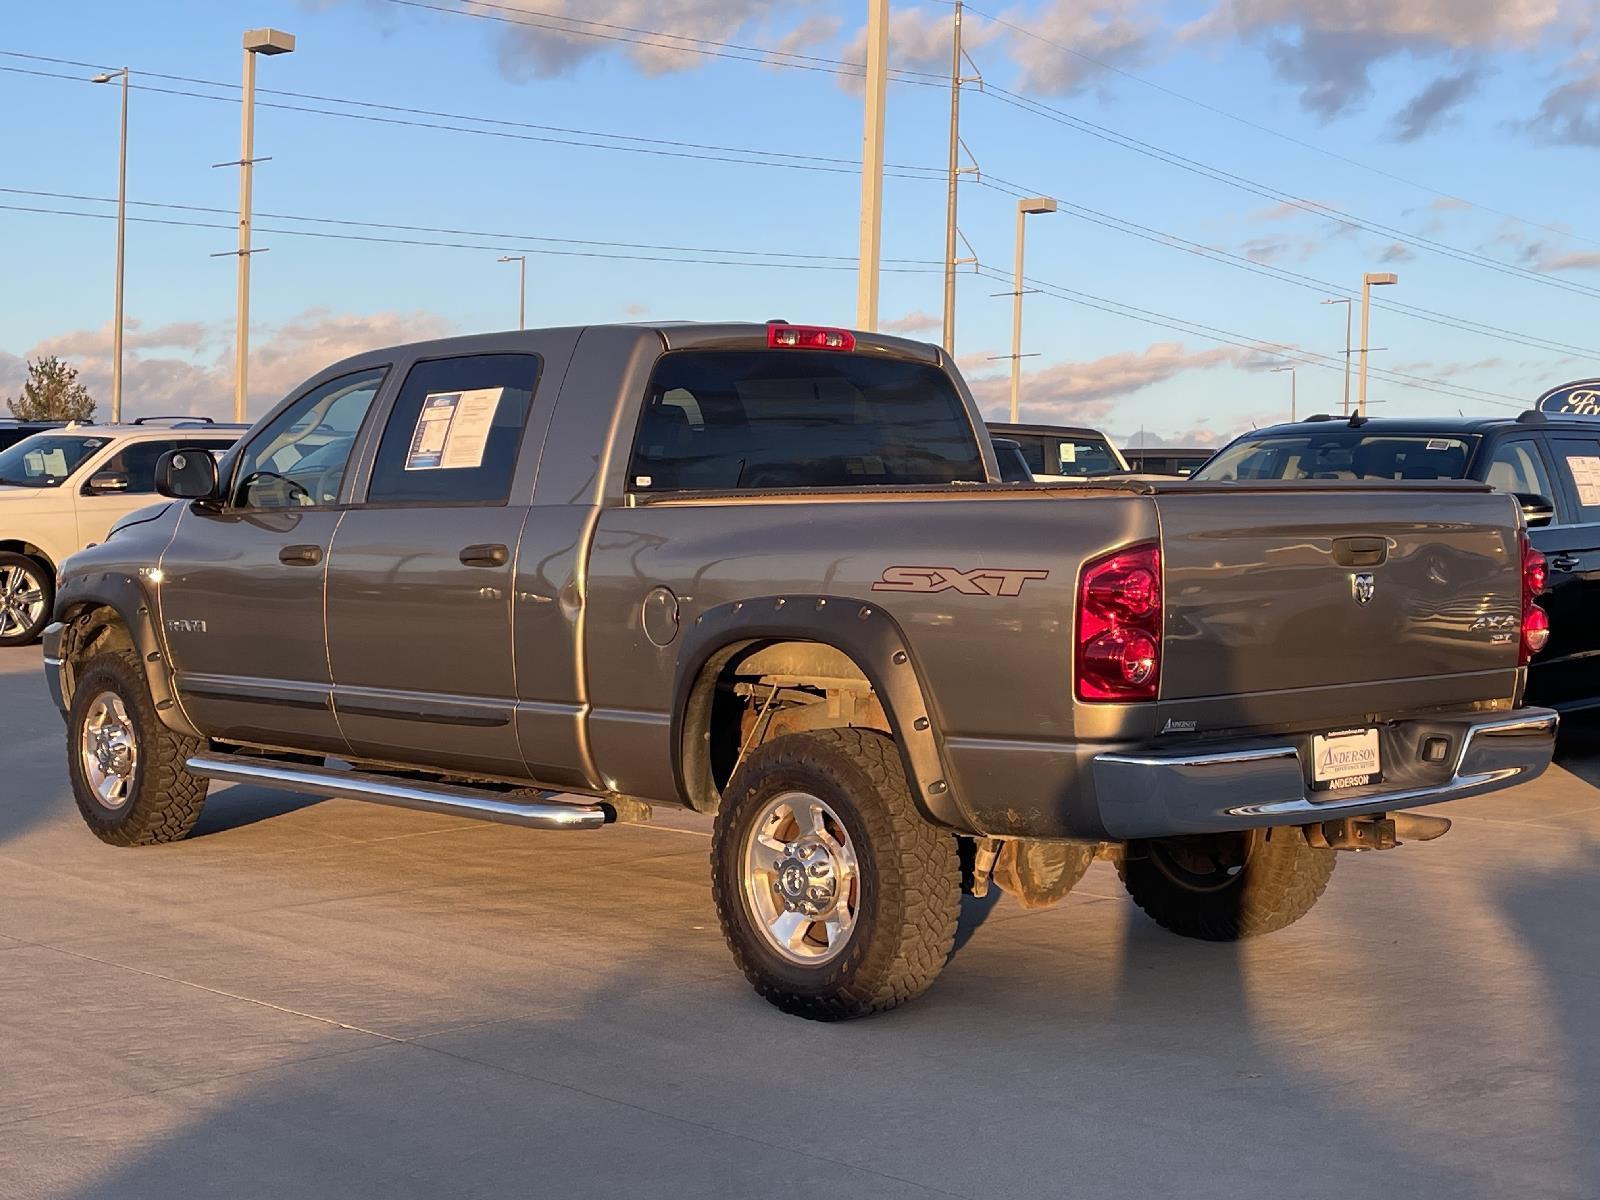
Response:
[2, 644, 1599, 1200]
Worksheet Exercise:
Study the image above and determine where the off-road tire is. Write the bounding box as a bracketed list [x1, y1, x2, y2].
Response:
[0, 551, 52, 647]
[1117, 826, 1334, 941]
[67, 650, 209, 846]
[711, 729, 961, 1020]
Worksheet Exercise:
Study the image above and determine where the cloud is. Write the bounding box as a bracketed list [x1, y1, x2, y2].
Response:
[881, 310, 941, 335]
[838, 5, 1002, 88]
[969, 341, 1245, 422]
[10, 309, 454, 422]
[1521, 65, 1600, 145]
[1484, 220, 1600, 274]
[1379, 241, 1416, 263]
[1390, 66, 1485, 140]
[1003, 0, 1154, 95]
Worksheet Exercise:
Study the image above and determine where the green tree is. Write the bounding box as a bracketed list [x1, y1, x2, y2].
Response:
[6, 356, 97, 422]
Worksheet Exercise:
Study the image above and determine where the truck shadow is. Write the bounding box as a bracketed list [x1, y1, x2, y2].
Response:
[186, 783, 328, 837]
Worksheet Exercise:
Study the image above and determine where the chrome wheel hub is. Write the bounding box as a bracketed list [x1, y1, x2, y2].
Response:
[742, 791, 860, 964]
[0, 563, 45, 639]
[80, 691, 138, 809]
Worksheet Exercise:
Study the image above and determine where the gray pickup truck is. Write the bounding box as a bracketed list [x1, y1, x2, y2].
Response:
[43, 322, 1557, 1019]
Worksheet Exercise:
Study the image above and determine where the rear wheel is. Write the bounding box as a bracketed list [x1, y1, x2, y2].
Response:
[0, 552, 52, 647]
[67, 651, 209, 845]
[1117, 827, 1334, 941]
[711, 729, 960, 1020]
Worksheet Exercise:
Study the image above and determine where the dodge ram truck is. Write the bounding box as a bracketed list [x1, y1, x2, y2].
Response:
[43, 321, 1557, 1020]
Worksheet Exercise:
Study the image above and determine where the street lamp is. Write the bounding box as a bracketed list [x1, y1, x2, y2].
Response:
[497, 255, 527, 330]
[233, 28, 295, 423]
[90, 67, 129, 424]
[1321, 297, 1353, 416]
[1009, 196, 1057, 423]
[1358, 271, 1398, 417]
[1271, 364, 1297, 422]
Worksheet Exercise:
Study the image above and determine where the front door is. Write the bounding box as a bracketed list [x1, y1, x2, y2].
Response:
[325, 350, 548, 778]
[159, 368, 388, 752]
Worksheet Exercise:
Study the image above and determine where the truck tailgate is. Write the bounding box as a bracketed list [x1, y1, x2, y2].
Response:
[1153, 484, 1524, 729]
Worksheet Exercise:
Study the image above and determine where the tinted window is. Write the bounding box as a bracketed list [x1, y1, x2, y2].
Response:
[366, 354, 539, 506]
[1484, 440, 1556, 506]
[94, 438, 236, 495]
[0, 435, 110, 487]
[630, 350, 983, 491]
[1051, 437, 1119, 476]
[1012, 437, 1048, 473]
[1551, 437, 1600, 523]
[234, 368, 386, 509]
[991, 440, 1033, 482]
[1196, 433, 1477, 481]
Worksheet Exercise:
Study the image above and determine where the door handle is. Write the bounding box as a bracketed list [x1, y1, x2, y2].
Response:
[1549, 553, 1581, 572]
[279, 544, 323, 566]
[459, 543, 509, 568]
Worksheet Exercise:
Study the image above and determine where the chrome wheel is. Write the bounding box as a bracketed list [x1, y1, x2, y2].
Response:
[742, 790, 861, 965]
[79, 690, 139, 809]
[0, 561, 46, 640]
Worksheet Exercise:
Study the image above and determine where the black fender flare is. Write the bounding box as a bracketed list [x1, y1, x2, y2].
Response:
[53, 569, 201, 740]
[670, 594, 973, 831]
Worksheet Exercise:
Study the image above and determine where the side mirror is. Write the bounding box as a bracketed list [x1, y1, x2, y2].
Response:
[155, 449, 220, 501]
[1515, 492, 1555, 528]
[84, 470, 130, 495]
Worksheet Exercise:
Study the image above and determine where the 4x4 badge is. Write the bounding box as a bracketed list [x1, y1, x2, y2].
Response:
[1351, 572, 1376, 606]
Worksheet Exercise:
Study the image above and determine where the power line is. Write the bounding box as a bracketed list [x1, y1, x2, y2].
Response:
[976, 86, 1600, 304]
[957, 2, 1600, 252]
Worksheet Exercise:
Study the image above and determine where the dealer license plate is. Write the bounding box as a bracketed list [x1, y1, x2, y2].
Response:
[1310, 728, 1381, 791]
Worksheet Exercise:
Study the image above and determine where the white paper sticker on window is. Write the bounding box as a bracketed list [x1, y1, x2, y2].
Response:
[403, 388, 503, 471]
[1426, 438, 1452, 451]
[1567, 454, 1600, 507]
[1058, 441, 1077, 464]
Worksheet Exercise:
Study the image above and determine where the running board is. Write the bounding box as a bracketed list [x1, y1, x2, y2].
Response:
[185, 756, 608, 830]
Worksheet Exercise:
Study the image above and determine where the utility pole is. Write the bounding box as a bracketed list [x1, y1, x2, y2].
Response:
[230, 29, 295, 423]
[90, 67, 129, 423]
[1321, 297, 1353, 416]
[856, 0, 888, 333]
[1358, 271, 1398, 418]
[941, 1, 963, 354]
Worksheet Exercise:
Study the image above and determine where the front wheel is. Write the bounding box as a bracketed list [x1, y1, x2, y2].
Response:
[67, 651, 210, 845]
[1118, 827, 1334, 941]
[0, 552, 52, 647]
[711, 729, 961, 1020]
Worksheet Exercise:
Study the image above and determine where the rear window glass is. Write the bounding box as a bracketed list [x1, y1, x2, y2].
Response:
[1195, 433, 1477, 482]
[629, 350, 984, 491]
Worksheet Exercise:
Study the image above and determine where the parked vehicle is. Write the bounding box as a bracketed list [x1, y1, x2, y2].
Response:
[45, 324, 1555, 1019]
[989, 436, 1034, 482]
[0, 419, 66, 453]
[1196, 412, 1600, 713]
[0, 419, 242, 645]
[1123, 447, 1214, 477]
[985, 421, 1128, 479]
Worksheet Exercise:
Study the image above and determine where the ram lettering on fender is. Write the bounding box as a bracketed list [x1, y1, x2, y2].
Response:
[872, 566, 1048, 597]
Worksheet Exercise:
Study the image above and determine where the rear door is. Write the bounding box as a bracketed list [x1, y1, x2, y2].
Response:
[324, 346, 562, 778]
[1534, 434, 1600, 707]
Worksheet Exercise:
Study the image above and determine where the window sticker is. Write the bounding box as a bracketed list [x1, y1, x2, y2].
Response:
[1426, 438, 1452, 451]
[403, 388, 503, 471]
[1058, 441, 1078, 464]
[1566, 454, 1600, 508]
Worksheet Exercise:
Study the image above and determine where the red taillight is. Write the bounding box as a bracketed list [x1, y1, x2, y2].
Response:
[767, 323, 855, 351]
[1077, 543, 1161, 702]
[1520, 532, 1549, 665]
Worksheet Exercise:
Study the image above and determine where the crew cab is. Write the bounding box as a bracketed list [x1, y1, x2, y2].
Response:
[43, 324, 1556, 1019]
[984, 421, 1127, 479]
[0, 419, 242, 645]
[1196, 411, 1600, 713]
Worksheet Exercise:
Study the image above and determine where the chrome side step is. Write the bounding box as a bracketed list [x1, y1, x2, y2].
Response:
[185, 756, 608, 831]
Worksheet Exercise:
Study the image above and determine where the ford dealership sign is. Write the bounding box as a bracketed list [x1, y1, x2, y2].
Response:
[1536, 379, 1600, 416]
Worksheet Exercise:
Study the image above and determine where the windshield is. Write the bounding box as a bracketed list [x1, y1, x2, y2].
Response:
[1194, 432, 1479, 482]
[0, 435, 110, 487]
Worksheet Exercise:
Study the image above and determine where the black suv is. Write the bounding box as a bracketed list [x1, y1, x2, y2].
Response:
[1196, 412, 1600, 713]
[0, 419, 65, 453]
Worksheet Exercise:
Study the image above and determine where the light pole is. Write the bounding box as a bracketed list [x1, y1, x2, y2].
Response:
[1358, 271, 1398, 417]
[233, 28, 295, 423]
[1271, 365, 1297, 421]
[856, 0, 888, 332]
[1321, 297, 1353, 416]
[497, 255, 527, 329]
[1009, 197, 1056, 423]
[91, 67, 129, 424]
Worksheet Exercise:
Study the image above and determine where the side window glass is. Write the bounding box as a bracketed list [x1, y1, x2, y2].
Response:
[92, 441, 167, 495]
[365, 354, 540, 506]
[233, 369, 387, 510]
[1484, 441, 1556, 502]
[1552, 437, 1600, 524]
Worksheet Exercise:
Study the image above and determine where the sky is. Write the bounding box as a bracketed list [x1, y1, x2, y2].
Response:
[1, 0, 1597, 449]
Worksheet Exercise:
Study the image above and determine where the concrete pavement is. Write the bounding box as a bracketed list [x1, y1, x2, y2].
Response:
[2, 643, 1598, 1199]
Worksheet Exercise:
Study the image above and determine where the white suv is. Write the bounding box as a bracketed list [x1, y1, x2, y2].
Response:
[0, 419, 243, 645]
